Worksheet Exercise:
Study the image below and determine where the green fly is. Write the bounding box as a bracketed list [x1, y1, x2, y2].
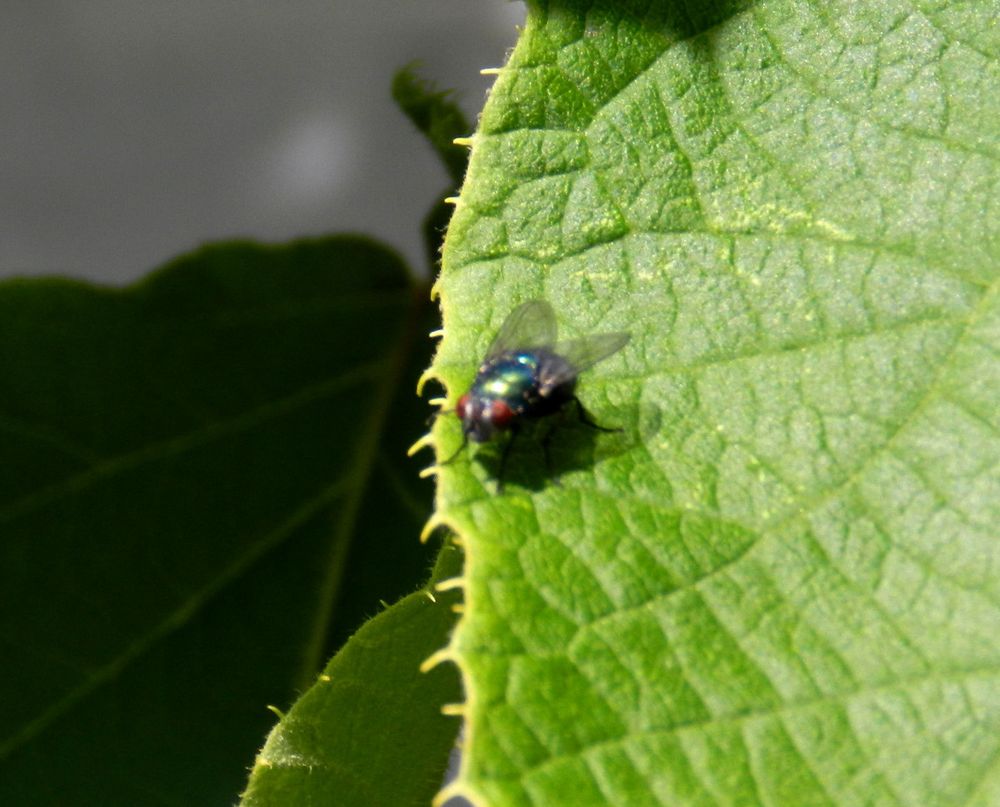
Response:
[446, 300, 629, 489]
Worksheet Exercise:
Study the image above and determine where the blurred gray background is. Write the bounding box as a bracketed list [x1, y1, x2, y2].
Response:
[1, 1, 525, 283]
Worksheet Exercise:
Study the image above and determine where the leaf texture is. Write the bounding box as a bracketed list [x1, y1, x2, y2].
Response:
[429, 2, 1000, 805]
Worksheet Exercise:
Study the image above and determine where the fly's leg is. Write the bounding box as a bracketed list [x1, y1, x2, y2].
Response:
[425, 405, 454, 428]
[540, 413, 569, 484]
[439, 431, 469, 466]
[572, 396, 621, 433]
[496, 424, 520, 493]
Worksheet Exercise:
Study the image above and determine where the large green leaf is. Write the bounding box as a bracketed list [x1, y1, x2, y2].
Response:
[0, 237, 446, 805]
[429, 2, 999, 805]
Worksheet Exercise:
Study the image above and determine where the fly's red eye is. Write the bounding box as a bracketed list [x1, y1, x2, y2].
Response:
[456, 394, 470, 420]
[489, 400, 514, 428]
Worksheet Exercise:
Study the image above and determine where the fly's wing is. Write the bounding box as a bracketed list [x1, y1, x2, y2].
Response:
[542, 331, 630, 388]
[486, 299, 558, 357]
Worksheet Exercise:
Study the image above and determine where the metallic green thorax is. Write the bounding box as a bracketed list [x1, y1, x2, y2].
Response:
[472, 351, 543, 413]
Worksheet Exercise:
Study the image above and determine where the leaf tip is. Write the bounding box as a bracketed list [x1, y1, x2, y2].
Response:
[435, 576, 464, 592]
[420, 515, 447, 543]
[416, 368, 439, 397]
[432, 781, 465, 807]
[407, 433, 434, 456]
[419, 647, 457, 674]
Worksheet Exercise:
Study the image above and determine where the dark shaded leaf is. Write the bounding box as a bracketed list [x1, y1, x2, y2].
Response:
[0, 237, 442, 805]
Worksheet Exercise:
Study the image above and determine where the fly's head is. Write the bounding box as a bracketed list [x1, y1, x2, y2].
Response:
[456, 392, 515, 443]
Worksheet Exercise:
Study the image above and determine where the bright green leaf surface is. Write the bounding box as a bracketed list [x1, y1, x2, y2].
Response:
[430, 2, 999, 805]
[0, 237, 447, 805]
[241, 542, 463, 807]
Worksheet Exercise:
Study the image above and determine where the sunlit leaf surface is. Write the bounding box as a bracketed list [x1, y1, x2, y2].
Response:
[430, 2, 999, 805]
